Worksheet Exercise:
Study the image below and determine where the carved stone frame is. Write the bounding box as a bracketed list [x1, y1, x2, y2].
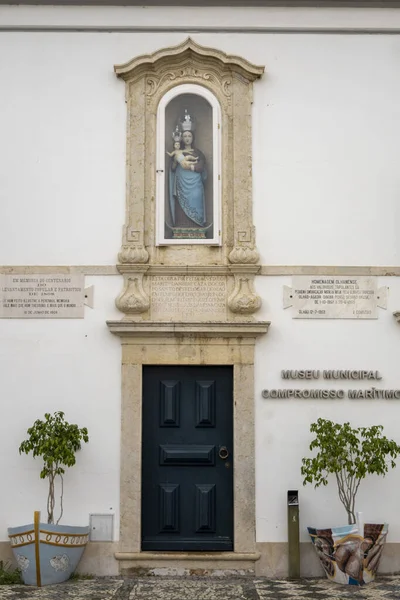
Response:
[114, 38, 265, 318]
[106, 321, 269, 573]
[115, 37, 263, 267]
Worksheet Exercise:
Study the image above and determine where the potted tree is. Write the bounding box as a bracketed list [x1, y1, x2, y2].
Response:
[8, 412, 90, 586]
[301, 418, 400, 586]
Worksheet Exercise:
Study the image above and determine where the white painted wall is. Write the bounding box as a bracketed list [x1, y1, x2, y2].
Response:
[1, 26, 399, 265]
[1, 5, 400, 549]
[251, 34, 400, 266]
[255, 276, 400, 542]
[0, 277, 121, 539]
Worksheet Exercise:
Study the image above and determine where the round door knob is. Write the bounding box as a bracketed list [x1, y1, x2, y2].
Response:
[218, 446, 229, 460]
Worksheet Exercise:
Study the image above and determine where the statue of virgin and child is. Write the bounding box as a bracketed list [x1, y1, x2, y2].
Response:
[167, 110, 208, 236]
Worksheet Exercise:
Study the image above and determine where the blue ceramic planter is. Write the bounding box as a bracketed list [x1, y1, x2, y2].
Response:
[8, 512, 89, 586]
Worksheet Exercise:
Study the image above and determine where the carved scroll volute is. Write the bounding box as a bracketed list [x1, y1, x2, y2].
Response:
[228, 266, 261, 315]
[115, 267, 150, 315]
[146, 68, 233, 113]
[228, 246, 259, 265]
[118, 245, 149, 265]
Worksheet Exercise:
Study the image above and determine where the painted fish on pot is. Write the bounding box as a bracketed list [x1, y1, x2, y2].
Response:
[8, 511, 89, 586]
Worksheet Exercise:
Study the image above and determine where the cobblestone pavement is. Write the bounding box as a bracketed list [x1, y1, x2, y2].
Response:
[0, 576, 400, 600]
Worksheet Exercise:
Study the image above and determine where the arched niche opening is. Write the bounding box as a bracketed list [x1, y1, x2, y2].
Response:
[156, 84, 222, 246]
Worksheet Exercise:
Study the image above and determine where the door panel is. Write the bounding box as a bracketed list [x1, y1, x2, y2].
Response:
[142, 366, 233, 551]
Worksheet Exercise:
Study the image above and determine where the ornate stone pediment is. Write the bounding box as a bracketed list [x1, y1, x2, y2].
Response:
[114, 37, 264, 85]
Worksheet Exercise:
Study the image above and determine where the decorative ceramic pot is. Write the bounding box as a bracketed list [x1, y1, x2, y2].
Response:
[8, 511, 89, 586]
[308, 523, 388, 585]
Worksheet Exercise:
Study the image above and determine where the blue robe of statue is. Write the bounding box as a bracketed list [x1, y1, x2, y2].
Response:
[169, 148, 207, 227]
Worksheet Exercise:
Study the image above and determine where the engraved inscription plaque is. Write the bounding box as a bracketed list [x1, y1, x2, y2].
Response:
[284, 276, 386, 320]
[0, 275, 85, 319]
[151, 276, 227, 321]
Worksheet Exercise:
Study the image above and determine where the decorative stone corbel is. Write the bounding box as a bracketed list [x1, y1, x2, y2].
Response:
[228, 266, 261, 315]
[394, 311, 400, 323]
[115, 266, 150, 315]
[118, 245, 149, 265]
[228, 246, 259, 265]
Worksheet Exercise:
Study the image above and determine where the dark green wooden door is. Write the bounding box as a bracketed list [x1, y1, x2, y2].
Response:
[142, 365, 233, 551]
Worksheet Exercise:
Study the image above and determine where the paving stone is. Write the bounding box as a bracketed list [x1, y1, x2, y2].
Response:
[0, 580, 123, 600]
[0, 576, 399, 599]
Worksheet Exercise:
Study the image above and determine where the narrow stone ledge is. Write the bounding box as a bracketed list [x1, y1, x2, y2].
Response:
[106, 320, 270, 338]
[2, 265, 400, 276]
[115, 552, 260, 561]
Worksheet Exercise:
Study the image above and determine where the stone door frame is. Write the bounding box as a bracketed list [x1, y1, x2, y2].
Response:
[107, 321, 269, 573]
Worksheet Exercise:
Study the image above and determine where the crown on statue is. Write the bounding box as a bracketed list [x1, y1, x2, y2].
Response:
[180, 109, 195, 132]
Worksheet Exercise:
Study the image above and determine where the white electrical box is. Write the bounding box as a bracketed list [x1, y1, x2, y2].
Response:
[89, 514, 114, 542]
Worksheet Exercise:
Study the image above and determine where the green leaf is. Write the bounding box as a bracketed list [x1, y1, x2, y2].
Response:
[301, 418, 400, 523]
[18, 412, 89, 524]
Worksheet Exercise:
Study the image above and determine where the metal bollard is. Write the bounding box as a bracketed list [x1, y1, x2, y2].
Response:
[287, 490, 300, 579]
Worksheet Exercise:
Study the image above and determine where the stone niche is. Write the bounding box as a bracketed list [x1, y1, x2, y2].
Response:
[111, 37, 266, 322]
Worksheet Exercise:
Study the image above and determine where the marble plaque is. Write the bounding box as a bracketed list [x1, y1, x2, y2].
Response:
[151, 275, 227, 321]
[0, 275, 85, 318]
[284, 276, 386, 319]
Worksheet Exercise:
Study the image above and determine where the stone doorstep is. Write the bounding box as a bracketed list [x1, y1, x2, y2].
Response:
[115, 551, 260, 577]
